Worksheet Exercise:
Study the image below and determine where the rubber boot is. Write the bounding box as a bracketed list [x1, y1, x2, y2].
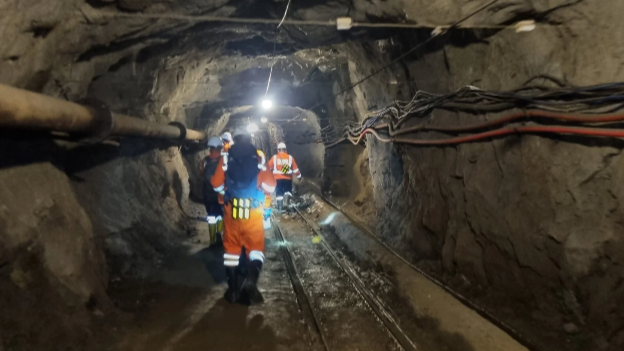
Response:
[216, 217, 224, 244]
[283, 194, 290, 213]
[240, 260, 264, 305]
[216, 216, 223, 232]
[277, 199, 283, 214]
[208, 223, 217, 244]
[237, 249, 248, 279]
[263, 216, 272, 229]
[224, 266, 240, 303]
[263, 208, 272, 229]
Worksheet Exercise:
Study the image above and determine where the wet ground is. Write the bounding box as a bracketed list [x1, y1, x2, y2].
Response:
[104, 194, 528, 351]
[106, 228, 312, 351]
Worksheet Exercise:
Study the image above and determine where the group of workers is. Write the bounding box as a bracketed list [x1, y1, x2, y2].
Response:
[200, 127, 301, 305]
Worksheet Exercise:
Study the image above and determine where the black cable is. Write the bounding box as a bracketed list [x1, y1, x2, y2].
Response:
[325, 81, 624, 145]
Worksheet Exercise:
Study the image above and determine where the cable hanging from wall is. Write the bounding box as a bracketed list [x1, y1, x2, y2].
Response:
[322, 81, 624, 148]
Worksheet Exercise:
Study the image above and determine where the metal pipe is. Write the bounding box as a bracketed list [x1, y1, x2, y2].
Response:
[0, 84, 206, 141]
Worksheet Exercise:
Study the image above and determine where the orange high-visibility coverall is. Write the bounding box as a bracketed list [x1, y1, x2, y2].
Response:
[268, 152, 302, 180]
[211, 157, 276, 262]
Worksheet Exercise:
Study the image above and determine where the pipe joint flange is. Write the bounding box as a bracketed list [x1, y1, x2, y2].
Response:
[80, 98, 114, 144]
[168, 121, 187, 141]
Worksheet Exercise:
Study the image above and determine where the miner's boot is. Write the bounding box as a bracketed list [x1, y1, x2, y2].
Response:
[236, 250, 248, 281]
[263, 215, 272, 229]
[240, 260, 264, 305]
[207, 216, 217, 244]
[263, 208, 272, 229]
[283, 194, 290, 213]
[224, 266, 240, 303]
[277, 198, 283, 214]
[216, 216, 224, 244]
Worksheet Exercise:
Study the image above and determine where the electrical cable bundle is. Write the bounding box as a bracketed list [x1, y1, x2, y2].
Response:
[324, 80, 624, 147]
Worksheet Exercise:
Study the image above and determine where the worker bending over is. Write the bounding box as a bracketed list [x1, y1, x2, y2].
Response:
[212, 128, 276, 305]
[201, 136, 224, 244]
[268, 142, 302, 213]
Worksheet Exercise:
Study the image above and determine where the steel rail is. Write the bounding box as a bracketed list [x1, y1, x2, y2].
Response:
[291, 207, 419, 351]
[312, 187, 546, 351]
[272, 219, 331, 351]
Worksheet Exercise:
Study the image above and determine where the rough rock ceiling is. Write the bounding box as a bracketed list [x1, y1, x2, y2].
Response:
[1, 0, 582, 89]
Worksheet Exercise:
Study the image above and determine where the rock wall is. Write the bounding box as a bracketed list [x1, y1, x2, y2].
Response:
[0, 3, 224, 349]
[0, 135, 193, 350]
[330, 1, 624, 350]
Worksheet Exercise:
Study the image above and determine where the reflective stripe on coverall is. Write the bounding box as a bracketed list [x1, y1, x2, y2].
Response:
[268, 152, 301, 180]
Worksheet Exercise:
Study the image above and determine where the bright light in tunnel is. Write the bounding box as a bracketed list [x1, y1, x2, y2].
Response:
[261, 99, 273, 110]
[247, 122, 259, 133]
[261, 116, 268, 123]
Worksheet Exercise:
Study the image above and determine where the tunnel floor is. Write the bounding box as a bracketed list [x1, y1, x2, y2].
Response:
[103, 190, 527, 351]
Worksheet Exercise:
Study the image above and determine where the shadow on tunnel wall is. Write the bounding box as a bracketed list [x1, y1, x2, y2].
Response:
[0, 133, 170, 175]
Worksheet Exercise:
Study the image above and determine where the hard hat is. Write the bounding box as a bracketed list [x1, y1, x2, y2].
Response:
[221, 132, 232, 142]
[277, 142, 286, 149]
[207, 136, 223, 148]
[232, 125, 250, 138]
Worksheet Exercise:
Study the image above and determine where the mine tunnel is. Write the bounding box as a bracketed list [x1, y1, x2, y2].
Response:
[1, 1, 624, 351]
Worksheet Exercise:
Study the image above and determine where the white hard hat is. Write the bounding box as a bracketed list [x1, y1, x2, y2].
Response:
[207, 136, 223, 148]
[277, 142, 286, 149]
[221, 132, 232, 142]
[233, 125, 250, 138]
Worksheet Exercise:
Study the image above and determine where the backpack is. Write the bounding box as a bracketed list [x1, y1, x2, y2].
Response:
[224, 142, 264, 207]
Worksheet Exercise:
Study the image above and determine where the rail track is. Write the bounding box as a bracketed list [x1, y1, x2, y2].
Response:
[272, 208, 418, 351]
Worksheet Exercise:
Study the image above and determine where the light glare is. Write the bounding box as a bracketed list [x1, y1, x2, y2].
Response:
[247, 122, 259, 133]
[261, 99, 273, 109]
[261, 117, 268, 123]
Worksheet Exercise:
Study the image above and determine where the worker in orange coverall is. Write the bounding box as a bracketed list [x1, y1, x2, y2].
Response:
[268, 142, 302, 213]
[256, 149, 273, 229]
[200, 136, 225, 244]
[221, 131, 233, 152]
[212, 127, 276, 305]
